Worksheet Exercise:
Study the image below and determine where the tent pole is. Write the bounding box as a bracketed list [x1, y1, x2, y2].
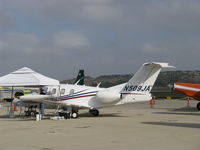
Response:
[11, 86, 14, 98]
[9, 86, 14, 118]
[39, 86, 45, 118]
[58, 85, 61, 99]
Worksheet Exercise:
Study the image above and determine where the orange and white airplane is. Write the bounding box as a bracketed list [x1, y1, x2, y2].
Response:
[174, 83, 200, 110]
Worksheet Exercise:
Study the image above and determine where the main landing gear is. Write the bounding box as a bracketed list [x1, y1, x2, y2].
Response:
[89, 109, 99, 116]
[197, 102, 200, 111]
[57, 106, 79, 119]
[58, 110, 78, 119]
[71, 110, 79, 118]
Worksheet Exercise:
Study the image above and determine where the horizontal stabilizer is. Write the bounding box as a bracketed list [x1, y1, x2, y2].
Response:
[143, 62, 175, 68]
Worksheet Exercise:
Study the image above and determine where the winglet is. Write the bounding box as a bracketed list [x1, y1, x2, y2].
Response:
[143, 62, 175, 68]
[96, 82, 101, 88]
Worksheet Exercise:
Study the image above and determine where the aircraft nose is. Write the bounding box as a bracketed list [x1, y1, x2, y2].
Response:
[167, 83, 175, 90]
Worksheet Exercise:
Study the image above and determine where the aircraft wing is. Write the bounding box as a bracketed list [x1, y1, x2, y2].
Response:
[42, 99, 90, 109]
[20, 94, 51, 102]
[20, 94, 90, 109]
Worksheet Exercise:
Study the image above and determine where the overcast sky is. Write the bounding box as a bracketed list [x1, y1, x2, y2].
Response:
[0, 0, 200, 80]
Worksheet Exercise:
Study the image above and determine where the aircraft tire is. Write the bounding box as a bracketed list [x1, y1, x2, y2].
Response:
[89, 109, 99, 116]
[71, 112, 78, 118]
[197, 102, 200, 111]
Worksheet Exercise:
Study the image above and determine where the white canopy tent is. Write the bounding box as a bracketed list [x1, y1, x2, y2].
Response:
[0, 67, 59, 86]
[0, 67, 59, 117]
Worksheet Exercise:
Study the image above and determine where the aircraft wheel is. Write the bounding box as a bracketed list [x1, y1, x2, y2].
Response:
[89, 109, 99, 116]
[71, 112, 78, 118]
[197, 102, 200, 111]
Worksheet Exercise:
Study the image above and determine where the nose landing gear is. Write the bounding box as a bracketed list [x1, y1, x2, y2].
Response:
[89, 109, 99, 116]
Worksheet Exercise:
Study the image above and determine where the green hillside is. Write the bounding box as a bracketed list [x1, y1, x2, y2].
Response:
[61, 71, 200, 87]
[60, 71, 200, 99]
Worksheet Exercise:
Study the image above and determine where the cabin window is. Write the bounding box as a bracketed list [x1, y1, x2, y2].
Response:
[52, 88, 56, 95]
[60, 89, 65, 95]
[70, 89, 75, 95]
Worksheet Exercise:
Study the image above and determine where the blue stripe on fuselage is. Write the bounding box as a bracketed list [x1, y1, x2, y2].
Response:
[59, 90, 98, 99]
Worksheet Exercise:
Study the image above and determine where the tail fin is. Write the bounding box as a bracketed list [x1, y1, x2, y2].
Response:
[120, 62, 174, 94]
[75, 70, 85, 85]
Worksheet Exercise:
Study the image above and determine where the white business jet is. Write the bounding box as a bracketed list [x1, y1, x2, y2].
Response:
[19, 62, 174, 118]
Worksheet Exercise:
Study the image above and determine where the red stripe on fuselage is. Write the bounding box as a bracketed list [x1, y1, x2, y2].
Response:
[58, 94, 96, 101]
[121, 93, 146, 95]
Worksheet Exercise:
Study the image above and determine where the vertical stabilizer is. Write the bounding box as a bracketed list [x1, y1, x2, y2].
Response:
[120, 62, 174, 94]
[75, 70, 85, 85]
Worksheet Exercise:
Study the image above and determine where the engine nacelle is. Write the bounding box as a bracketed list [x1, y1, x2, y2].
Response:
[96, 90, 121, 104]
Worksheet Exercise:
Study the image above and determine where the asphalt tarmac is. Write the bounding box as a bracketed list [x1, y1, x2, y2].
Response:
[0, 100, 199, 150]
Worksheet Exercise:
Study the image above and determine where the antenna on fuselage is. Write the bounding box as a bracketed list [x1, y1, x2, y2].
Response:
[96, 82, 101, 88]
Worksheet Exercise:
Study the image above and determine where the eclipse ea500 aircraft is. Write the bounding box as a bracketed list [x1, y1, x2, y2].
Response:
[19, 62, 174, 118]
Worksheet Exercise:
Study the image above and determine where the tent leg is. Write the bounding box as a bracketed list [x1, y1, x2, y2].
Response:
[40, 103, 45, 118]
[9, 86, 14, 118]
[9, 106, 14, 118]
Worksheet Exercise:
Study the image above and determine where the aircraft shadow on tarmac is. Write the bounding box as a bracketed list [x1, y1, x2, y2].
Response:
[142, 122, 200, 129]
[171, 106, 199, 112]
[0, 112, 128, 121]
[0, 115, 39, 121]
[153, 111, 200, 116]
[79, 112, 127, 118]
[152, 107, 200, 116]
[0, 115, 12, 118]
